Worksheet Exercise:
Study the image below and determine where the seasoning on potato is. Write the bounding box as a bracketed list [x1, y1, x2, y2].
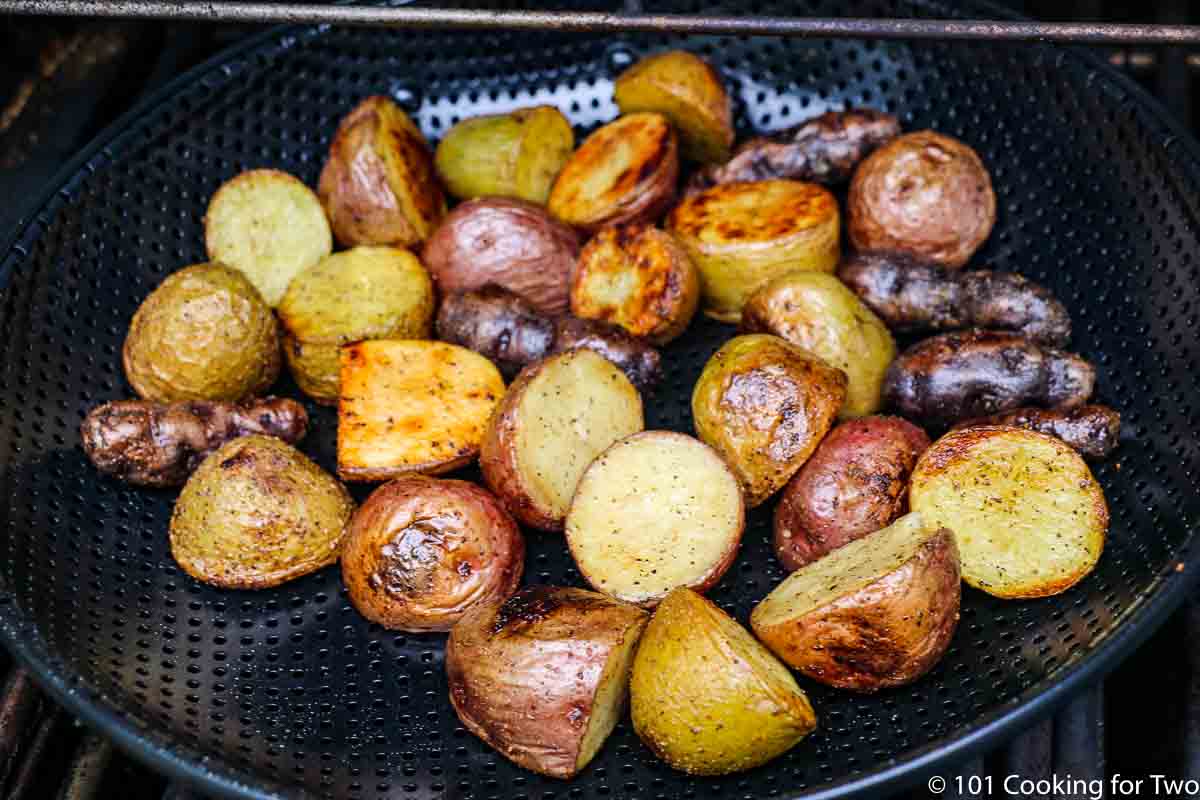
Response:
[277, 246, 434, 404]
[909, 426, 1108, 599]
[847, 130, 996, 269]
[565, 431, 744, 607]
[123, 263, 281, 403]
[692, 334, 846, 507]
[774, 415, 930, 571]
[751, 512, 961, 691]
[548, 112, 679, 233]
[337, 340, 505, 481]
[169, 435, 355, 589]
[447, 586, 649, 779]
[434, 105, 574, 204]
[630, 587, 816, 776]
[667, 179, 840, 322]
[203, 168, 333, 306]
[340, 477, 523, 632]
[480, 348, 644, 530]
[950, 404, 1121, 459]
[741, 271, 896, 418]
[318, 95, 446, 249]
[613, 50, 734, 164]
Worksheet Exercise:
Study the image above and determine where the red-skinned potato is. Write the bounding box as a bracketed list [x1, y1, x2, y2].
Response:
[422, 197, 580, 316]
[340, 477, 524, 632]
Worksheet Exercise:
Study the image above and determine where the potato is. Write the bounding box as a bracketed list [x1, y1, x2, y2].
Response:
[774, 416, 930, 571]
[169, 435, 354, 589]
[547, 112, 679, 233]
[337, 340, 505, 481]
[566, 431, 743, 607]
[318, 95, 446, 248]
[630, 587, 816, 776]
[435, 105, 574, 203]
[751, 513, 960, 691]
[123, 263, 281, 403]
[277, 246, 434, 404]
[340, 477, 523, 631]
[481, 348, 644, 530]
[950, 404, 1121, 460]
[447, 586, 649, 779]
[613, 50, 733, 164]
[667, 180, 840, 322]
[692, 334, 846, 507]
[422, 197, 580, 316]
[742, 271, 896, 418]
[847, 130, 996, 269]
[569, 223, 700, 345]
[203, 168, 332, 306]
[909, 426, 1108, 599]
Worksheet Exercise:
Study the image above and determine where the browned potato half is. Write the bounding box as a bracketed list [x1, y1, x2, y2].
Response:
[203, 168, 332, 306]
[751, 513, 960, 691]
[422, 197, 580, 316]
[548, 112, 679, 233]
[613, 50, 734, 164]
[630, 587, 816, 775]
[318, 95, 446, 248]
[847, 130, 996, 269]
[447, 586, 649, 779]
[909, 426, 1108, 599]
[692, 334, 847, 507]
[480, 348, 644, 530]
[667, 180, 840, 322]
[169, 435, 355, 589]
[340, 477, 523, 631]
[435, 105, 574, 203]
[569, 223, 700, 344]
[337, 340, 505, 481]
[566, 431, 744, 607]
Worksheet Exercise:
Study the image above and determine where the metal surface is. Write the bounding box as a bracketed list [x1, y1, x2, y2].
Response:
[5, 0, 1200, 43]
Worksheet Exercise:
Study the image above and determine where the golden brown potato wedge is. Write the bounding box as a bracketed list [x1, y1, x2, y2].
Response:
[447, 586, 649, 779]
[613, 50, 734, 164]
[751, 513, 960, 692]
[337, 340, 505, 481]
[667, 180, 840, 322]
[480, 348, 644, 530]
[630, 587, 816, 776]
[565, 431, 744, 607]
[909, 426, 1108, 599]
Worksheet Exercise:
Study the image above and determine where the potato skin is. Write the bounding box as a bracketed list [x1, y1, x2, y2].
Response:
[847, 130, 996, 269]
[340, 477, 523, 632]
[774, 416, 929, 571]
[950, 404, 1120, 459]
[551, 315, 662, 393]
[422, 197, 580, 316]
[446, 586, 649, 779]
[435, 285, 556, 379]
[692, 334, 847, 507]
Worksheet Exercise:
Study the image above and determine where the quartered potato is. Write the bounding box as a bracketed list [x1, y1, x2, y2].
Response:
[337, 340, 505, 481]
[203, 168, 332, 306]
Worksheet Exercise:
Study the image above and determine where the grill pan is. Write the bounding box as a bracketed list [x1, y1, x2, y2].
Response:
[2, 0, 1200, 797]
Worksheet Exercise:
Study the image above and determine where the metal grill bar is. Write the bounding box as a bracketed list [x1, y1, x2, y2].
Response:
[3, 0, 1200, 44]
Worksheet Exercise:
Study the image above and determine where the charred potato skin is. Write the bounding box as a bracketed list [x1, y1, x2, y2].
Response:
[436, 286, 556, 379]
[950, 404, 1121, 459]
[340, 477, 524, 632]
[847, 131, 996, 269]
[774, 416, 930, 571]
[551, 315, 662, 393]
[446, 586, 649, 779]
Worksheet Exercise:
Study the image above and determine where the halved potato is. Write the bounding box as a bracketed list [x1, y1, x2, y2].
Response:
[751, 513, 960, 691]
[337, 340, 504, 481]
[565, 431, 744, 607]
[667, 180, 840, 322]
[480, 348, 644, 530]
[909, 426, 1108, 599]
[547, 112, 679, 233]
[203, 168, 333, 306]
[446, 586, 649, 779]
[613, 50, 734, 164]
[630, 587, 816, 776]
